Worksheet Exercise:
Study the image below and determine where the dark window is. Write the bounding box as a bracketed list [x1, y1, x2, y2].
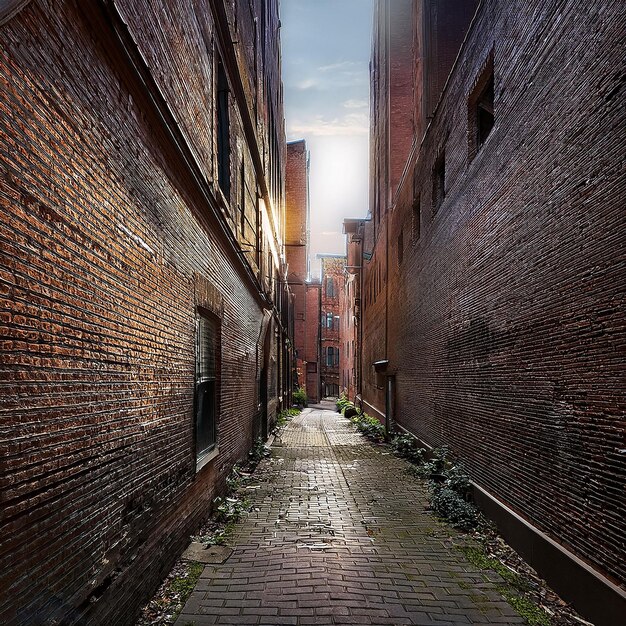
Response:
[412, 195, 421, 241]
[217, 58, 230, 198]
[196, 312, 219, 458]
[326, 277, 335, 298]
[397, 230, 404, 264]
[327, 347, 335, 367]
[335, 348, 340, 367]
[432, 150, 445, 213]
[469, 54, 495, 160]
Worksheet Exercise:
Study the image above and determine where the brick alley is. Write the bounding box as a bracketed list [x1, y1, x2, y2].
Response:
[175, 405, 525, 626]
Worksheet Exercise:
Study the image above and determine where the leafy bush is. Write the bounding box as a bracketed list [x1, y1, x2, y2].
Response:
[336, 394, 351, 412]
[429, 486, 481, 531]
[275, 407, 301, 429]
[422, 446, 450, 478]
[351, 413, 385, 442]
[248, 437, 270, 465]
[292, 388, 307, 407]
[213, 496, 250, 523]
[391, 434, 426, 465]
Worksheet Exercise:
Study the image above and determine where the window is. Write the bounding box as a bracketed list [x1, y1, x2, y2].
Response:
[216, 58, 230, 198]
[335, 348, 340, 367]
[327, 347, 335, 367]
[326, 312, 333, 328]
[397, 230, 404, 265]
[326, 277, 335, 298]
[196, 312, 219, 460]
[469, 54, 495, 160]
[432, 150, 445, 214]
[412, 195, 421, 241]
[334, 315, 340, 331]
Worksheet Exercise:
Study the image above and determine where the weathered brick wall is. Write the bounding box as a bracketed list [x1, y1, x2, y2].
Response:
[285, 140, 308, 390]
[0, 0, 286, 624]
[386, 0, 626, 589]
[305, 283, 321, 403]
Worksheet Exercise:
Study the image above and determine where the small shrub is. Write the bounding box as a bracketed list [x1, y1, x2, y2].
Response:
[351, 413, 385, 442]
[429, 486, 481, 531]
[336, 393, 352, 412]
[391, 434, 426, 465]
[422, 446, 450, 477]
[292, 388, 307, 407]
[444, 464, 472, 499]
[213, 496, 250, 523]
[226, 464, 243, 491]
[248, 437, 270, 465]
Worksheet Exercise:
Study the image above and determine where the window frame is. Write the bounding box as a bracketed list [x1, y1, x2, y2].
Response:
[468, 53, 495, 161]
[195, 309, 220, 470]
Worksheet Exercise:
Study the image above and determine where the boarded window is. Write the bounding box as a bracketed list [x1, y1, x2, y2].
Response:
[469, 54, 495, 160]
[217, 58, 231, 198]
[196, 313, 219, 458]
[432, 150, 445, 214]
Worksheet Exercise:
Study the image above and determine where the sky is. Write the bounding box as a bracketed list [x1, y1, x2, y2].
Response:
[280, 0, 373, 279]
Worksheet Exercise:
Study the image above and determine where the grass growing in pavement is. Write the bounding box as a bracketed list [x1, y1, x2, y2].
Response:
[169, 561, 204, 599]
[458, 545, 551, 626]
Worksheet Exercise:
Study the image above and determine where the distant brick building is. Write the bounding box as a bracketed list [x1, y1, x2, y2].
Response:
[0, 1, 291, 624]
[318, 255, 346, 399]
[354, 0, 626, 623]
[285, 139, 310, 395]
[304, 281, 321, 404]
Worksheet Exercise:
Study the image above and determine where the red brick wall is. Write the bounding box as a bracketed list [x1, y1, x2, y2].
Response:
[285, 140, 309, 390]
[383, 0, 626, 590]
[0, 1, 287, 623]
[320, 256, 345, 398]
[305, 283, 321, 403]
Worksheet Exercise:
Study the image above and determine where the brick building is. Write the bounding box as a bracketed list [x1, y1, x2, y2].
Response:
[318, 254, 346, 399]
[352, 0, 626, 623]
[0, 1, 292, 624]
[341, 219, 366, 401]
[285, 139, 310, 394]
[304, 281, 321, 404]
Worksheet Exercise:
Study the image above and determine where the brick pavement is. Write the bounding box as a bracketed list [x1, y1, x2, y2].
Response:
[175, 407, 525, 625]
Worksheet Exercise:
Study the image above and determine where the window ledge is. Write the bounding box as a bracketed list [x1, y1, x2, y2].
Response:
[196, 446, 219, 472]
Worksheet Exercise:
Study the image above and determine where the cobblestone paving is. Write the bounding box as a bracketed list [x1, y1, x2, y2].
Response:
[175, 407, 524, 625]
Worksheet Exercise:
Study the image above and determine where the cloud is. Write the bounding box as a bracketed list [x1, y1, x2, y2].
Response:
[289, 113, 368, 137]
[318, 61, 359, 72]
[296, 78, 318, 90]
[321, 231, 340, 236]
[343, 99, 368, 109]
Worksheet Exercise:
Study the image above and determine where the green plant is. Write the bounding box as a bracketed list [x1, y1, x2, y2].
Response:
[444, 464, 472, 499]
[336, 393, 350, 412]
[226, 464, 243, 491]
[391, 434, 426, 465]
[429, 486, 481, 531]
[275, 407, 301, 429]
[248, 437, 270, 465]
[351, 413, 385, 442]
[169, 561, 204, 597]
[292, 388, 307, 407]
[423, 446, 450, 477]
[213, 496, 251, 523]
